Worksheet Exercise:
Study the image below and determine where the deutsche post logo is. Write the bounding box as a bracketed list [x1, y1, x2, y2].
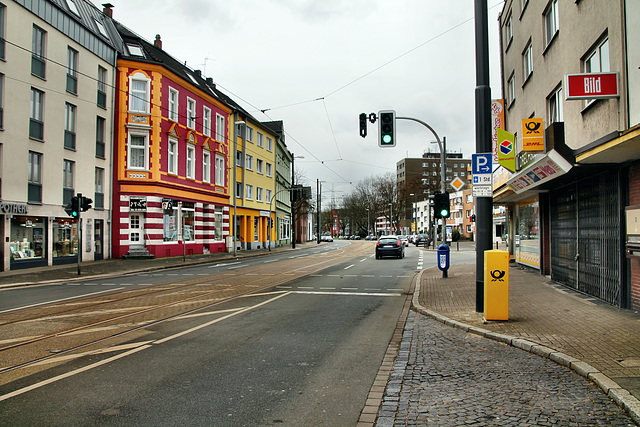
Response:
[524, 120, 542, 134]
[490, 270, 506, 282]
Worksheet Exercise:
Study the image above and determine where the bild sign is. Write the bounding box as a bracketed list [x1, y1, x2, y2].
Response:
[565, 72, 619, 100]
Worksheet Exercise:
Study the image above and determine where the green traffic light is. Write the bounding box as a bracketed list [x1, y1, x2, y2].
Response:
[382, 134, 392, 144]
[440, 209, 448, 217]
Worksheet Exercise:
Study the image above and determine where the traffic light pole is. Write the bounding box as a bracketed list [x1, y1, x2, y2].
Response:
[76, 193, 82, 276]
[396, 116, 446, 244]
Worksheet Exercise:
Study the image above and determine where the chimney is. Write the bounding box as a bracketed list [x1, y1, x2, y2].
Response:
[102, 3, 113, 18]
[194, 70, 201, 78]
[206, 78, 216, 90]
[154, 34, 162, 49]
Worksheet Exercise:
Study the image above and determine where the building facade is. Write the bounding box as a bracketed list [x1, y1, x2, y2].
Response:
[494, 0, 640, 309]
[0, 0, 117, 270]
[112, 23, 233, 259]
[270, 121, 292, 247]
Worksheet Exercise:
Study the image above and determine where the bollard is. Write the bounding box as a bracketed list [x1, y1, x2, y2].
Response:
[484, 249, 509, 320]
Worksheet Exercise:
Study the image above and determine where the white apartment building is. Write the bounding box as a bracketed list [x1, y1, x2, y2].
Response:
[0, 0, 118, 270]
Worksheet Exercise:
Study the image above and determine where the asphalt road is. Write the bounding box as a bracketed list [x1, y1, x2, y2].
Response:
[0, 240, 419, 425]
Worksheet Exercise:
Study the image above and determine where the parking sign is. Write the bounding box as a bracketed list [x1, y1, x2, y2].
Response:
[472, 153, 492, 175]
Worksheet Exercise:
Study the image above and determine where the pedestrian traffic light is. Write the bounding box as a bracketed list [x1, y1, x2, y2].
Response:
[81, 196, 93, 212]
[378, 110, 396, 147]
[359, 113, 367, 138]
[434, 191, 450, 219]
[65, 196, 80, 218]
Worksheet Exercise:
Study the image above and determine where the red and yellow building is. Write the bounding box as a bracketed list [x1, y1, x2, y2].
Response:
[112, 26, 232, 258]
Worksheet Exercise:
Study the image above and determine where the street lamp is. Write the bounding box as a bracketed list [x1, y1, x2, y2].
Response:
[388, 203, 393, 235]
[366, 208, 370, 238]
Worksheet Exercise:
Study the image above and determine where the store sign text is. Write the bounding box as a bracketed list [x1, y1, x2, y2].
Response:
[0, 202, 29, 214]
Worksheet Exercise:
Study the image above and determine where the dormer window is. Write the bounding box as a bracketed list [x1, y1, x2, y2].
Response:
[126, 44, 144, 57]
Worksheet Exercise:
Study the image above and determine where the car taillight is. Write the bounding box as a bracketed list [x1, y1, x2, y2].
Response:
[376, 241, 381, 247]
[396, 241, 401, 247]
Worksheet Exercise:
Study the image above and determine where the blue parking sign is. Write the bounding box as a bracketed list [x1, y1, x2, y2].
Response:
[472, 153, 492, 175]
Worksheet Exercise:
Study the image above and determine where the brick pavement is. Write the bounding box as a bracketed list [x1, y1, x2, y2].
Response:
[413, 262, 640, 425]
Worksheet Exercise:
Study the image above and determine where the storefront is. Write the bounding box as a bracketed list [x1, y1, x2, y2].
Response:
[514, 197, 540, 268]
[9, 215, 47, 269]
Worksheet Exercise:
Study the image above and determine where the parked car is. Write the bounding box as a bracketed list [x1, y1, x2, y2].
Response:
[415, 234, 432, 247]
[320, 235, 333, 242]
[397, 235, 409, 246]
[375, 235, 405, 259]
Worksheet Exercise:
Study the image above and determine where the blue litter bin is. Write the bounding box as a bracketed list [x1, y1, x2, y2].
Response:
[437, 244, 450, 277]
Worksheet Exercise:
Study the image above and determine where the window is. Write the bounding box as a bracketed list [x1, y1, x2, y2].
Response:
[128, 133, 148, 170]
[32, 26, 46, 78]
[266, 189, 272, 204]
[266, 136, 273, 152]
[186, 144, 195, 179]
[245, 154, 253, 171]
[187, 98, 196, 129]
[256, 187, 263, 202]
[215, 154, 225, 186]
[548, 85, 563, 123]
[63, 160, 74, 204]
[523, 42, 533, 82]
[214, 206, 223, 240]
[94, 18, 109, 39]
[96, 117, 106, 158]
[505, 13, 513, 48]
[544, 0, 559, 47]
[168, 88, 178, 121]
[246, 126, 254, 143]
[507, 73, 516, 106]
[0, 73, 4, 129]
[266, 162, 272, 177]
[67, 47, 78, 94]
[126, 43, 144, 57]
[30, 88, 44, 140]
[203, 107, 211, 137]
[66, 0, 80, 15]
[245, 184, 253, 200]
[28, 151, 42, 203]
[0, 5, 5, 60]
[203, 150, 211, 183]
[256, 159, 264, 174]
[129, 74, 149, 113]
[95, 167, 104, 209]
[163, 204, 178, 242]
[585, 38, 610, 73]
[64, 103, 76, 150]
[216, 114, 225, 142]
[97, 66, 107, 108]
[236, 150, 243, 167]
[236, 182, 243, 199]
[257, 132, 264, 148]
[182, 205, 195, 241]
[168, 137, 178, 174]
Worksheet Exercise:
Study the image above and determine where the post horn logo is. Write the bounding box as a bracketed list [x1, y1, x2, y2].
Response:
[525, 121, 541, 134]
[490, 270, 506, 282]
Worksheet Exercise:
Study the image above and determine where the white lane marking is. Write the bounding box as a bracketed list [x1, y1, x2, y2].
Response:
[319, 287, 336, 290]
[362, 275, 375, 278]
[292, 291, 401, 297]
[1, 293, 291, 402]
[344, 264, 354, 270]
[360, 258, 367, 262]
[0, 288, 126, 315]
[208, 261, 241, 268]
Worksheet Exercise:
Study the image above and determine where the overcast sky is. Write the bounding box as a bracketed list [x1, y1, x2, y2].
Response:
[102, 0, 504, 203]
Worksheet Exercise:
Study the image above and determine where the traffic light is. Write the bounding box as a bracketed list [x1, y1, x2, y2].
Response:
[378, 110, 396, 147]
[434, 191, 450, 219]
[81, 196, 93, 212]
[470, 214, 476, 222]
[65, 196, 80, 218]
[359, 113, 367, 138]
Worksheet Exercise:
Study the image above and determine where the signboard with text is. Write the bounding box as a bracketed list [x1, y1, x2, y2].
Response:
[521, 118, 545, 152]
[565, 72, 619, 100]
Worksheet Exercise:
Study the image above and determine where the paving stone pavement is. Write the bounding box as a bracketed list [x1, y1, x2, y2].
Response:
[371, 261, 640, 426]
[377, 311, 635, 426]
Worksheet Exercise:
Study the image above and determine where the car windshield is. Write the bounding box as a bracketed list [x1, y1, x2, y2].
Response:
[379, 238, 398, 244]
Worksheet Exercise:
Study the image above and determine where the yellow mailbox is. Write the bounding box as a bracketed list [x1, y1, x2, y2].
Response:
[484, 249, 509, 321]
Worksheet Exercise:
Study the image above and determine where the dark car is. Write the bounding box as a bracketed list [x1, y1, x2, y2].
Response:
[415, 234, 432, 247]
[375, 235, 405, 259]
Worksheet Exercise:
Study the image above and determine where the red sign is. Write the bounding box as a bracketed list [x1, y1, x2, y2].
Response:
[565, 72, 619, 100]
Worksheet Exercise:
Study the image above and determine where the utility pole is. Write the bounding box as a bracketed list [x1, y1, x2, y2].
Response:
[474, 0, 492, 312]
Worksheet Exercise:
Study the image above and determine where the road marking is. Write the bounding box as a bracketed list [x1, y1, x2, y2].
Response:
[362, 275, 375, 278]
[319, 287, 336, 290]
[360, 258, 367, 262]
[341, 287, 357, 290]
[292, 291, 401, 297]
[0, 287, 126, 315]
[208, 261, 241, 268]
[344, 264, 354, 269]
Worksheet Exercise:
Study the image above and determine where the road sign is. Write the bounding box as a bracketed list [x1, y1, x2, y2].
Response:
[565, 72, 619, 100]
[472, 185, 493, 198]
[473, 175, 492, 185]
[450, 177, 465, 191]
[472, 153, 492, 175]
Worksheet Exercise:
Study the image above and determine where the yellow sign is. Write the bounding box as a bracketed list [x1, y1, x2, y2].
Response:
[522, 118, 544, 152]
[484, 249, 509, 321]
[450, 177, 465, 191]
[497, 128, 516, 173]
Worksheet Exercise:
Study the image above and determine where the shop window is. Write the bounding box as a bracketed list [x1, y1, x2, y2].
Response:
[214, 206, 223, 241]
[53, 219, 77, 258]
[163, 203, 178, 242]
[10, 216, 45, 260]
[182, 205, 195, 241]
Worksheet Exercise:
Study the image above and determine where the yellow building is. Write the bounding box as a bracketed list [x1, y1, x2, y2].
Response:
[231, 114, 277, 250]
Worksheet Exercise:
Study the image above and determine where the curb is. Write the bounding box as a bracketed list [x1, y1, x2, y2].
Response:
[411, 268, 640, 426]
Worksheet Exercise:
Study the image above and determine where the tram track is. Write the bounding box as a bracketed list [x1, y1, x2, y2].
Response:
[0, 242, 372, 386]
